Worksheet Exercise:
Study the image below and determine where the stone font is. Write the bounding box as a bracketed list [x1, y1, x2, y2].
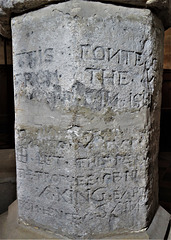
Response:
[12, 1, 164, 238]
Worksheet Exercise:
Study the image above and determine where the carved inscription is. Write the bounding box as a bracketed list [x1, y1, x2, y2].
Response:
[15, 37, 158, 236]
[16, 126, 145, 230]
[85, 68, 132, 86]
[16, 48, 54, 68]
[13, 3, 163, 237]
[15, 38, 151, 230]
[81, 44, 143, 66]
[14, 44, 155, 111]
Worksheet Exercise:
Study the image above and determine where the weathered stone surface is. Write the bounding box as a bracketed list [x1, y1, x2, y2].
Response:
[12, 1, 164, 238]
[0, 0, 171, 38]
[1, 201, 170, 239]
[0, 200, 65, 239]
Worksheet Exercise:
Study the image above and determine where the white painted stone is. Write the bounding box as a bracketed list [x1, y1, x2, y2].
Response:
[12, 1, 164, 238]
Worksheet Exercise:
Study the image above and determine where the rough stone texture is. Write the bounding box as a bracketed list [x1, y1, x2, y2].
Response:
[0, 0, 171, 38]
[1, 201, 170, 239]
[0, 200, 66, 239]
[12, 1, 164, 238]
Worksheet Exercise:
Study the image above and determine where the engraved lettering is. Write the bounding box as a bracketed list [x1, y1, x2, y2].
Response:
[44, 48, 54, 62]
[107, 48, 120, 63]
[81, 44, 142, 67]
[81, 44, 91, 59]
[91, 188, 105, 201]
[16, 48, 54, 68]
[119, 71, 130, 85]
[93, 46, 105, 60]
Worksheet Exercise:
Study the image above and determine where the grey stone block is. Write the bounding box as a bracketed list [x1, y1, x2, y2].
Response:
[12, 1, 164, 238]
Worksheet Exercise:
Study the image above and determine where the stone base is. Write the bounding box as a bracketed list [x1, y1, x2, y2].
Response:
[0, 200, 170, 239]
[146, 206, 170, 239]
[0, 200, 65, 239]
